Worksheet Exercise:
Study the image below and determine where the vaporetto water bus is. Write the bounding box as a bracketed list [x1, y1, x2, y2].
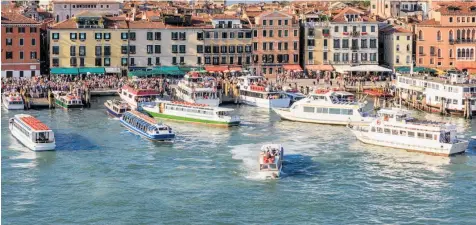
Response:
[142, 100, 240, 127]
[120, 110, 175, 141]
[175, 72, 220, 107]
[259, 144, 284, 179]
[119, 85, 168, 110]
[104, 99, 130, 118]
[349, 108, 468, 156]
[2, 92, 24, 110]
[9, 114, 56, 151]
[53, 91, 83, 109]
[238, 75, 290, 108]
[272, 89, 373, 126]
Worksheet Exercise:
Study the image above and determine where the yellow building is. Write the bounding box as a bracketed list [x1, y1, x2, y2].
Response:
[380, 25, 413, 69]
[49, 12, 128, 75]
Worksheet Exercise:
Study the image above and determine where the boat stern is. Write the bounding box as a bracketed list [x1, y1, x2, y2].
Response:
[447, 140, 469, 156]
[32, 142, 56, 151]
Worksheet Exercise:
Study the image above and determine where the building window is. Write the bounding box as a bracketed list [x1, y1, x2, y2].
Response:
[294, 42, 298, 50]
[147, 45, 153, 54]
[79, 46, 86, 56]
[129, 32, 136, 40]
[418, 30, 423, 40]
[95, 58, 102, 66]
[30, 27, 37, 33]
[155, 32, 161, 40]
[129, 46, 136, 54]
[70, 46, 76, 56]
[396, 56, 400, 64]
[197, 45, 203, 53]
[104, 33, 111, 40]
[121, 46, 127, 54]
[156, 57, 161, 65]
[70, 33, 77, 40]
[53, 33, 60, 40]
[130, 58, 135, 66]
[437, 31, 441, 41]
[121, 32, 128, 40]
[155, 45, 161, 54]
[179, 45, 186, 53]
[263, 30, 267, 37]
[147, 57, 152, 65]
[79, 33, 86, 40]
[263, 20, 267, 26]
[147, 32, 153, 40]
[104, 46, 111, 56]
[449, 17, 453, 22]
[70, 57, 77, 66]
[6, 52, 13, 59]
[6, 38, 12, 45]
[172, 45, 178, 53]
[18, 27, 25, 33]
[95, 33, 102, 40]
[294, 30, 298, 36]
[172, 57, 177, 65]
[5, 27, 13, 33]
[121, 58, 128, 66]
[370, 39, 377, 48]
[95, 46, 102, 56]
[31, 38, 36, 46]
[53, 46, 60, 55]
[334, 39, 340, 48]
[396, 44, 400, 52]
[406, 56, 410, 64]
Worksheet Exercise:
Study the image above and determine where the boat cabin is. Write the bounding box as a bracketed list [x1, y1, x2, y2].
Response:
[122, 111, 170, 135]
[259, 145, 283, 171]
[11, 115, 55, 144]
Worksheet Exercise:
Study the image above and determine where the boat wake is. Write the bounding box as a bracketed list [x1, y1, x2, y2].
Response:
[230, 143, 270, 180]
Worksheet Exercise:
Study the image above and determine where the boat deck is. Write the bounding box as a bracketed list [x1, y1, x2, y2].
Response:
[19, 116, 50, 131]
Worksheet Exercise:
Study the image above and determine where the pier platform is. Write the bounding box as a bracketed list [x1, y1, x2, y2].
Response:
[91, 89, 118, 96]
[30, 98, 52, 109]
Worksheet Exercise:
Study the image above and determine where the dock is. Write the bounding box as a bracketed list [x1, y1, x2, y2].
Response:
[30, 98, 52, 109]
[91, 89, 118, 96]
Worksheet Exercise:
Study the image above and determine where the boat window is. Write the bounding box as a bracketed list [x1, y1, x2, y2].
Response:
[341, 109, 353, 115]
[329, 108, 340, 114]
[371, 127, 376, 132]
[425, 133, 433, 139]
[303, 106, 314, 113]
[119, 109, 126, 113]
[315, 107, 322, 113]
[417, 133, 424, 139]
[268, 164, 277, 169]
[260, 164, 268, 170]
[322, 108, 328, 114]
[392, 130, 398, 135]
[399, 130, 407, 136]
[408, 131, 415, 137]
[384, 128, 390, 134]
[377, 127, 383, 133]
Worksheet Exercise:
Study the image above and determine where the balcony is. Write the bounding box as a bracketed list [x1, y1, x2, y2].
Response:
[307, 46, 315, 50]
[449, 39, 476, 45]
[350, 31, 360, 37]
[351, 60, 359, 66]
[323, 46, 328, 51]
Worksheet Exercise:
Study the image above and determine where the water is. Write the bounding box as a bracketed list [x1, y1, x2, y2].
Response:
[2, 97, 476, 224]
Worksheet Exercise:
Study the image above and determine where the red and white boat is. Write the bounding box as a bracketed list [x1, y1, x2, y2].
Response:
[2, 92, 24, 110]
[9, 114, 56, 151]
[119, 85, 168, 110]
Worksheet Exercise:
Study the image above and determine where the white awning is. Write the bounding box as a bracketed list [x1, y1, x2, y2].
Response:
[346, 65, 392, 72]
[334, 65, 352, 73]
[105, 67, 121, 73]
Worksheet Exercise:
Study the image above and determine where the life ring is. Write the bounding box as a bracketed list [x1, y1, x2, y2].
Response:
[376, 120, 381, 125]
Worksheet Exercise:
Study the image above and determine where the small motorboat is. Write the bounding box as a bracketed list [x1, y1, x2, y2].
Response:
[259, 144, 284, 179]
[104, 99, 130, 118]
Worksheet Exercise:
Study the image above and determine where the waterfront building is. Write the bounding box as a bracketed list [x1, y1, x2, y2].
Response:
[252, 10, 301, 77]
[415, 2, 476, 73]
[1, 12, 41, 78]
[301, 11, 334, 73]
[52, 0, 121, 22]
[128, 14, 210, 69]
[329, 8, 382, 74]
[49, 12, 128, 75]
[379, 25, 413, 69]
[202, 14, 253, 70]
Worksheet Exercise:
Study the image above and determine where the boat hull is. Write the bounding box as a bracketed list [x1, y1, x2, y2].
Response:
[55, 99, 83, 109]
[350, 128, 468, 156]
[105, 104, 124, 118]
[10, 126, 56, 151]
[239, 96, 290, 108]
[272, 108, 372, 126]
[175, 91, 220, 107]
[3, 98, 24, 110]
[144, 110, 240, 127]
[260, 170, 281, 179]
[120, 119, 175, 141]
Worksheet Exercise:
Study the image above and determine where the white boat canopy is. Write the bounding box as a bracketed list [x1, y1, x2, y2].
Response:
[335, 65, 392, 73]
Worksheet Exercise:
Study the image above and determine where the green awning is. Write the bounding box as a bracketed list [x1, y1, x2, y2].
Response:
[128, 66, 185, 77]
[178, 66, 206, 73]
[51, 68, 79, 75]
[78, 67, 105, 74]
[395, 66, 436, 73]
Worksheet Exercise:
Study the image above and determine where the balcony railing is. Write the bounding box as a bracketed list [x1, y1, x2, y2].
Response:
[350, 31, 360, 37]
[351, 46, 359, 50]
[307, 46, 315, 50]
[449, 39, 476, 45]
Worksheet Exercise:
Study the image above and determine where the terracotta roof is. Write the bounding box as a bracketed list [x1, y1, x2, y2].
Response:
[144, 10, 161, 18]
[246, 7, 262, 12]
[258, 11, 293, 19]
[1, 12, 40, 24]
[331, 7, 372, 23]
[417, 18, 440, 26]
[50, 16, 128, 29]
[436, 3, 476, 15]
[129, 21, 165, 29]
[380, 25, 412, 34]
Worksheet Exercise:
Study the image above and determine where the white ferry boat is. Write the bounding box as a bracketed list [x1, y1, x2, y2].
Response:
[9, 114, 56, 151]
[259, 144, 284, 179]
[284, 90, 306, 104]
[2, 93, 24, 110]
[120, 110, 175, 141]
[272, 89, 373, 126]
[104, 99, 130, 118]
[53, 91, 83, 109]
[142, 100, 240, 127]
[396, 71, 476, 116]
[238, 75, 290, 108]
[349, 108, 468, 156]
[119, 85, 168, 110]
[175, 72, 220, 107]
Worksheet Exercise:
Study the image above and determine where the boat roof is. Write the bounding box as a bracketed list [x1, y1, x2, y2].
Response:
[126, 110, 158, 124]
[15, 114, 51, 131]
[378, 108, 412, 116]
[157, 100, 234, 111]
[334, 91, 354, 96]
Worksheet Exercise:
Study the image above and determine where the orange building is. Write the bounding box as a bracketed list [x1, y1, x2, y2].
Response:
[415, 3, 476, 73]
[252, 11, 301, 77]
